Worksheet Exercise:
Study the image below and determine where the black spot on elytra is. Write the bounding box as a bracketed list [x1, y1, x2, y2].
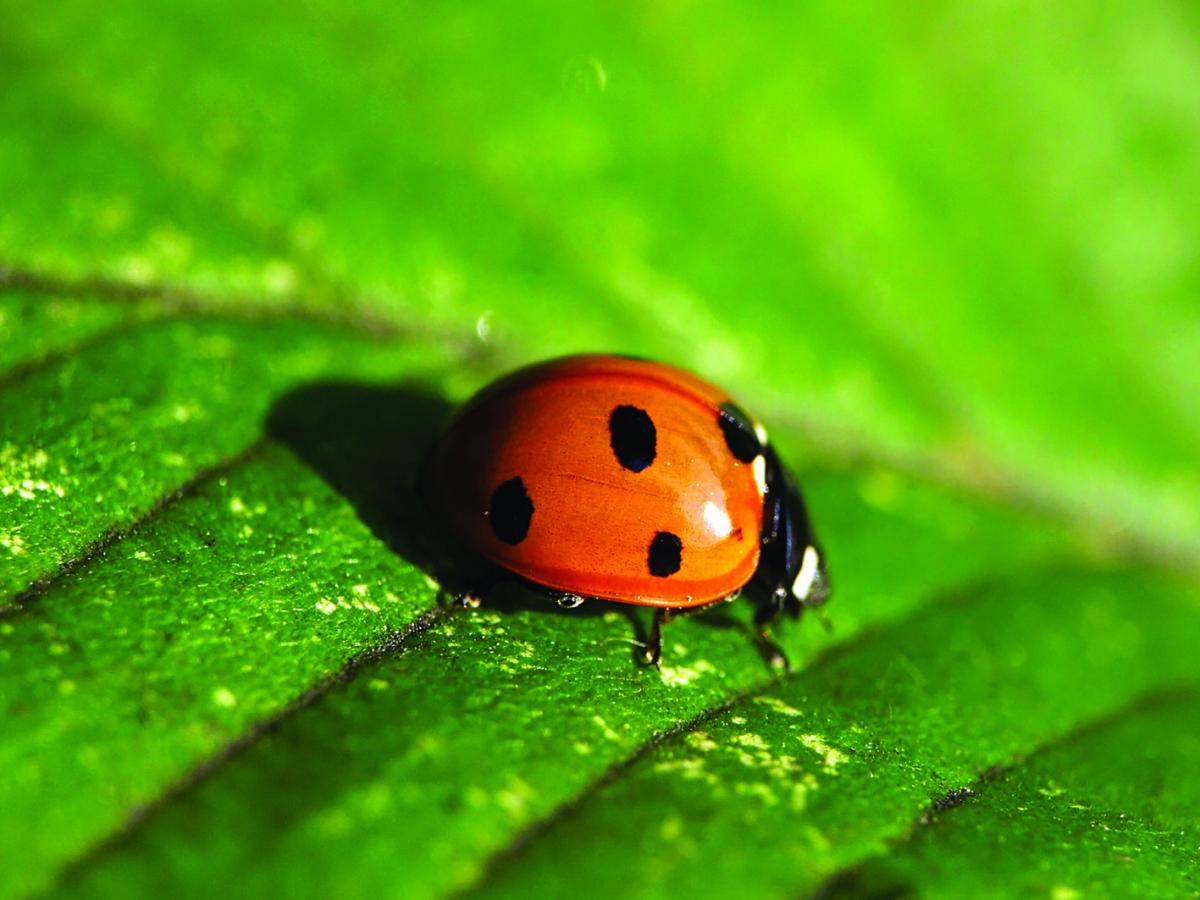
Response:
[489, 476, 534, 545]
[609, 404, 657, 472]
[648, 531, 682, 577]
[718, 402, 762, 463]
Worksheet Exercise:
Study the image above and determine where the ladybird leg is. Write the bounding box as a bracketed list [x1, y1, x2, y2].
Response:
[643, 598, 739, 667]
[753, 601, 791, 671]
[452, 566, 504, 610]
[644, 608, 669, 667]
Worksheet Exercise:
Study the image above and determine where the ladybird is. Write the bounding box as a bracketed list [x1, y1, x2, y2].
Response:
[425, 354, 829, 666]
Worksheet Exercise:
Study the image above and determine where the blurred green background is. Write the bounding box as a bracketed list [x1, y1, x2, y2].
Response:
[1, 1, 1198, 897]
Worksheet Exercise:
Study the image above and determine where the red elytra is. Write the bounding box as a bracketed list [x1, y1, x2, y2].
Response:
[426, 355, 829, 618]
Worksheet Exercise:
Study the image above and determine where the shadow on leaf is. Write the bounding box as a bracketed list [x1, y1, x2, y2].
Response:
[266, 381, 479, 595]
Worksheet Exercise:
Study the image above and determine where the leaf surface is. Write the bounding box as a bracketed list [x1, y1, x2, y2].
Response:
[1, 1, 1199, 898]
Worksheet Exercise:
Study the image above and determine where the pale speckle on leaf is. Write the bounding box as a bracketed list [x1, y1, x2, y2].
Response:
[735, 782, 779, 805]
[734, 733, 769, 750]
[660, 815, 683, 841]
[263, 259, 298, 294]
[659, 659, 714, 687]
[800, 734, 847, 772]
[753, 696, 804, 717]
[653, 757, 717, 785]
[0, 531, 27, 556]
[1, 445, 66, 500]
[593, 715, 623, 743]
[170, 403, 198, 423]
[495, 775, 537, 819]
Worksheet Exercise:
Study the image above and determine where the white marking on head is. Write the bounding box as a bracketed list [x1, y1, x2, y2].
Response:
[701, 500, 733, 540]
[792, 545, 821, 601]
[754, 421, 768, 445]
[752, 455, 767, 497]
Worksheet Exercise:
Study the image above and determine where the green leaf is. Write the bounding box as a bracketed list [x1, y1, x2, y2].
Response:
[35, 463, 1068, 899]
[465, 569, 1200, 899]
[2, 1, 1199, 898]
[0, 290, 134, 376]
[836, 689, 1200, 899]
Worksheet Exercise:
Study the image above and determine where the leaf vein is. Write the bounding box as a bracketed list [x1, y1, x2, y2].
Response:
[52, 605, 450, 889]
[0, 261, 492, 353]
[807, 683, 1200, 899]
[454, 557, 1094, 895]
[1, 439, 267, 618]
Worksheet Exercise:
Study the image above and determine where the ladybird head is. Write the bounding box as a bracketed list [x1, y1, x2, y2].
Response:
[715, 400, 830, 609]
[756, 446, 831, 610]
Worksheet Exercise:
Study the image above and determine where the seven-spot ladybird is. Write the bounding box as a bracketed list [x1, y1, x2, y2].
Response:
[425, 355, 829, 666]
